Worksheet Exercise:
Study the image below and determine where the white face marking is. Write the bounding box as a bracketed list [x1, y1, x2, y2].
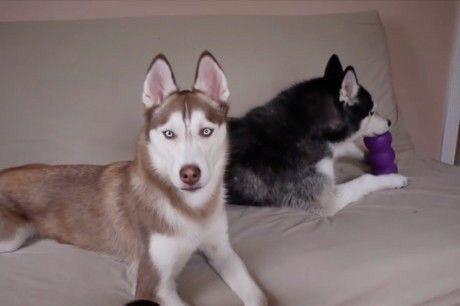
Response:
[345, 101, 390, 139]
[359, 112, 390, 137]
[331, 104, 389, 158]
[147, 108, 227, 207]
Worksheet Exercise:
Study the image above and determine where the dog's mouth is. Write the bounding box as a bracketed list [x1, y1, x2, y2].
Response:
[181, 186, 202, 192]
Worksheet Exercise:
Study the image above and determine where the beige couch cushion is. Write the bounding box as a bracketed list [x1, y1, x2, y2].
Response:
[2, 148, 460, 306]
[0, 11, 405, 169]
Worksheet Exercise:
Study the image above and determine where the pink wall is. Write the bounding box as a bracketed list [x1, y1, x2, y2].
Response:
[0, 0, 456, 160]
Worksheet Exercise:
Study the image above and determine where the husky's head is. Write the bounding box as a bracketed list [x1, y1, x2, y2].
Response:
[323, 54, 391, 139]
[141, 52, 229, 205]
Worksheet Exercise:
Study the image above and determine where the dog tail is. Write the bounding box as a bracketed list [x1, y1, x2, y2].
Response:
[125, 300, 159, 306]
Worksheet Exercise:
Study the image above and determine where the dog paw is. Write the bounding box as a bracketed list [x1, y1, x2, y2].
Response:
[383, 174, 408, 189]
[244, 292, 268, 306]
[245, 298, 268, 306]
[125, 300, 159, 306]
[0, 240, 21, 253]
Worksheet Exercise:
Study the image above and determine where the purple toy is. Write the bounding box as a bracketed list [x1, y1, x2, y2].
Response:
[363, 131, 398, 175]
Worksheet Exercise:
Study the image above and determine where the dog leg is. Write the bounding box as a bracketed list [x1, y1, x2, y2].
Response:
[324, 173, 408, 216]
[127, 261, 140, 296]
[200, 228, 267, 306]
[134, 251, 159, 300]
[148, 234, 194, 306]
[333, 142, 365, 160]
[0, 207, 35, 253]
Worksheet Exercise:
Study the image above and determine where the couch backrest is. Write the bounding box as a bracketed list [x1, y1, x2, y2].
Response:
[0, 11, 405, 168]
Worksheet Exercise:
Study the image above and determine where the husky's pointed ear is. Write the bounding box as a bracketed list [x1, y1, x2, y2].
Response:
[193, 51, 229, 102]
[340, 67, 359, 105]
[324, 54, 344, 86]
[142, 54, 178, 108]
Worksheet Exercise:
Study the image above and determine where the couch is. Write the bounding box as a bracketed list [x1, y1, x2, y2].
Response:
[1, 11, 460, 306]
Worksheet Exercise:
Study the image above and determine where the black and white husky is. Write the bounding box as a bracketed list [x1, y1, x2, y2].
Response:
[226, 55, 408, 216]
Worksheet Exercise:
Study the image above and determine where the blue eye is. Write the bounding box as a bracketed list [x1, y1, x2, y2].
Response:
[162, 130, 176, 139]
[200, 128, 214, 137]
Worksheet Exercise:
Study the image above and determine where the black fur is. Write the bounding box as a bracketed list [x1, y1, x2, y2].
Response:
[225, 55, 374, 210]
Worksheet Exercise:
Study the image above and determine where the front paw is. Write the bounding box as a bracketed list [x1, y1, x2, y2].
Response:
[125, 300, 159, 306]
[383, 174, 408, 189]
[164, 301, 190, 306]
[245, 294, 268, 306]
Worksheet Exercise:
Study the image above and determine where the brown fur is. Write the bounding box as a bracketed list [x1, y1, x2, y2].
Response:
[145, 90, 227, 137]
[134, 250, 160, 301]
[0, 90, 227, 300]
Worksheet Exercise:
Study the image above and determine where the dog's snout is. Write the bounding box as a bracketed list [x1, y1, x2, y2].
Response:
[180, 164, 201, 186]
[387, 119, 392, 127]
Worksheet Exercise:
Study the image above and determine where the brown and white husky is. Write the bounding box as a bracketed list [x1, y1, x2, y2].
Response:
[0, 51, 267, 306]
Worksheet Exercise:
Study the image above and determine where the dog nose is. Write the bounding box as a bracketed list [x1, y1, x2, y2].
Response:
[387, 119, 392, 127]
[180, 164, 201, 186]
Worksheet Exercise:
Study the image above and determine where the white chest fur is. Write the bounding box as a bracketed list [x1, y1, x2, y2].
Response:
[145, 192, 266, 306]
[148, 204, 229, 306]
